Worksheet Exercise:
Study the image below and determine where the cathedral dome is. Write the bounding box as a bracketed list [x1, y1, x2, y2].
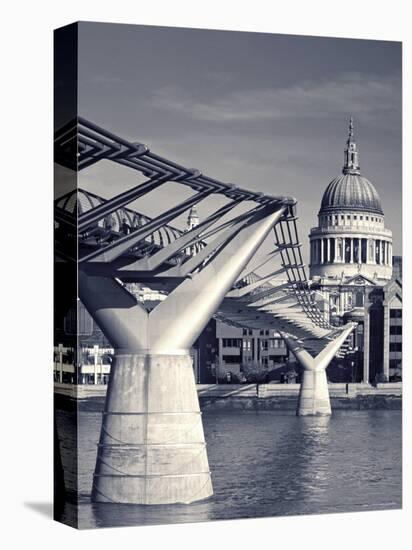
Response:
[320, 173, 383, 215]
[319, 117, 383, 216]
[309, 117, 393, 285]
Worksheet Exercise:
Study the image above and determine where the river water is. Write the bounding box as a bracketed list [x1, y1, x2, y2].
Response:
[55, 408, 401, 529]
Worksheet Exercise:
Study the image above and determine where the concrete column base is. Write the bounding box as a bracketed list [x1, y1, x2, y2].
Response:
[92, 353, 213, 505]
[297, 369, 331, 416]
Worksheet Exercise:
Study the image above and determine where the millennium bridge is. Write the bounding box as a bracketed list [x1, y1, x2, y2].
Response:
[54, 118, 355, 506]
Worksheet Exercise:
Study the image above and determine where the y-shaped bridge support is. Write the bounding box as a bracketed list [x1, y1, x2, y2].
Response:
[79, 204, 285, 505]
[281, 324, 356, 416]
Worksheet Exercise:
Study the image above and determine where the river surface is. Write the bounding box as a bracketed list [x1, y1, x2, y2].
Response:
[55, 408, 402, 529]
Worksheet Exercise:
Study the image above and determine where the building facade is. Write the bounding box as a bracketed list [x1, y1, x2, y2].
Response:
[363, 267, 402, 382]
[308, 118, 401, 383]
[309, 117, 393, 287]
[215, 321, 290, 382]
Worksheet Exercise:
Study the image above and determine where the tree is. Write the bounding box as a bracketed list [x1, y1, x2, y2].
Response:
[240, 361, 268, 383]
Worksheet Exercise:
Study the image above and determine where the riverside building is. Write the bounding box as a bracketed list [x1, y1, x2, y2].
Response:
[309, 118, 402, 382]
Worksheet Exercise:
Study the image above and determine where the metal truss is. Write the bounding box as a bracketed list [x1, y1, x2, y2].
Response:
[54, 118, 354, 356]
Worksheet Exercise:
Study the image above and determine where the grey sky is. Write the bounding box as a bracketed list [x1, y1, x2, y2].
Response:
[78, 22, 402, 262]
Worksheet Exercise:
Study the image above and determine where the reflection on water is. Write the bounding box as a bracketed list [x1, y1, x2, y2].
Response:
[55, 408, 401, 529]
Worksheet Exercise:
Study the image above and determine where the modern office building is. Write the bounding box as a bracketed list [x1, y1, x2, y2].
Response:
[214, 321, 290, 382]
[363, 259, 403, 382]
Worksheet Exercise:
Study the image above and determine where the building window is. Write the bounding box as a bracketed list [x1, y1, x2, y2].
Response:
[375, 240, 381, 264]
[323, 238, 328, 263]
[330, 238, 335, 262]
[64, 305, 93, 336]
[354, 239, 359, 263]
[337, 238, 343, 261]
[269, 338, 284, 348]
[390, 309, 402, 319]
[390, 325, 402, 335]
[243, 339, 252, 351]
[366, 216, 369, 221]
[361, 238, 367, 263]
[355, 291, 364, 307]
[222, 338, 242, 348]
[389, 342, 402, 352]
[345, 238, 351, 263]
[222, 355, 241, 364]
[369, 240, 374, 262]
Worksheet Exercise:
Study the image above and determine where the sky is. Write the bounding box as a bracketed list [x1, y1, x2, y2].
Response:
[77, 22, 402, 262]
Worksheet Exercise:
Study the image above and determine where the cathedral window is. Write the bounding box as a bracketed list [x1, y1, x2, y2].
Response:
[375, 240, 381, 264]
[337, 238, 343, 261]
[330, 239, 335, 262]
[323, 238, 328, 263]
[355, 291, 364, 307]
[369, 240, 374, 262]
[345, 239, 351, 263]
[361, 239, 367, 263]
[353, 239, 359, 262]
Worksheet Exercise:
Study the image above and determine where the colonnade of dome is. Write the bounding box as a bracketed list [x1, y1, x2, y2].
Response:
[309, 118, 393, 283]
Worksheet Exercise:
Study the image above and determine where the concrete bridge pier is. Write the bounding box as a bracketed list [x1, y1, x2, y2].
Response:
[78, 274, 212, 505]
[281, 324, 356, 416]
[296, 367, 332, 416]
[79, 203, 285, 504]
[93, 352, 211, 504]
